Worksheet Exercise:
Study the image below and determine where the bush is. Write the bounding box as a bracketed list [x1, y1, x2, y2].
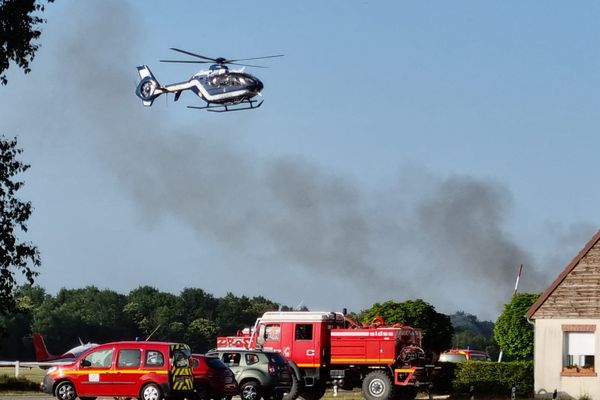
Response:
[452, 361, 533, 397]
[0, 374, 40, 391]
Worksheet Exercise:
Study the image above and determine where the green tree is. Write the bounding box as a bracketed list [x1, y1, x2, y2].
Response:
[0, 136, 40, 314]
[493, 293, 539, 360]
[185, 318, 218, 352]
[0, 285, 47, 359]
[178, 288, 218, 322]
[0, 0, 54, 85]
[361, 299, 454, 354]
[31, 286, 136, 351]
[214, 293, 279, 335]
[124, 286, 182, 341]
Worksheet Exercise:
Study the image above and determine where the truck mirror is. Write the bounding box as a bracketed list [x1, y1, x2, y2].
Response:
[80, 359, 91, 368]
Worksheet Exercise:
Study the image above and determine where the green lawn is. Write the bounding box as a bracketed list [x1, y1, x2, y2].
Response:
[0, 366, 45, 386]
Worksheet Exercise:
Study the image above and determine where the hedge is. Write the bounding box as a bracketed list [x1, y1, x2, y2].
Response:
[0, 374, 40, 391]
[451, 361, 533, 397]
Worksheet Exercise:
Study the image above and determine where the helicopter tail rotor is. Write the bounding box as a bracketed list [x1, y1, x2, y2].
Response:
[135, 65, 163, 106]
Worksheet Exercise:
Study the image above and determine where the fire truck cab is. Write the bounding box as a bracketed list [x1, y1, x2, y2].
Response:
[256, 312, 342, 376]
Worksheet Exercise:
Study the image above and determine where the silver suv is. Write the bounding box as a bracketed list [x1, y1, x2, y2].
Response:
[206, 349, 292, 400]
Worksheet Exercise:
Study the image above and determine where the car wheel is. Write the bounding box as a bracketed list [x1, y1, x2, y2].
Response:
[241, 381, 262, 400]
[282, 372, 299, 400]
[55, 381, 77, 400]
[194, 383, 208, 400]
[140, 383, 163, 400]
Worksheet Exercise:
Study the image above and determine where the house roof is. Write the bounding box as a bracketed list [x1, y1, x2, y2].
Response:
[526, 229, 600, 319]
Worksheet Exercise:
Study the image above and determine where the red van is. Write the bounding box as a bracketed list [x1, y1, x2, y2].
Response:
[41, 341, 194, 400]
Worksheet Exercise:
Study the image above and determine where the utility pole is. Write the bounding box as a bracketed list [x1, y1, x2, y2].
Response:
[498, 264, 523, 362]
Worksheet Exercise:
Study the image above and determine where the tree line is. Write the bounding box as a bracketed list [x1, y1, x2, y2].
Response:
[0, 285, 459, 360]
[0, 285, 288, 360]
[0, 284, 534, 363]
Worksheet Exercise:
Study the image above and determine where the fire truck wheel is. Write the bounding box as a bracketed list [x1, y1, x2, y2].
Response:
[282, 373, 299, 400]
[240, 381, 262, 400]
[298, 383, 326, 400]
[362, 370, 394, 400]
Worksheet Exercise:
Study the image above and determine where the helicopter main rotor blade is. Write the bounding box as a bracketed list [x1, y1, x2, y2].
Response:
[160, 59, 212, 64]
[227, 54, 284, 63]
[228, 62, 269, 68]
[169, 48, 216, 62]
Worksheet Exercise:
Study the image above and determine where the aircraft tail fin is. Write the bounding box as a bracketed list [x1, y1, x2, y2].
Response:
[32, 333, 56, 362]
[135, 65, 163, 106]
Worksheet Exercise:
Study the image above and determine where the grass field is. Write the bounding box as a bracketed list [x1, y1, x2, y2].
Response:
[0, 366, 45, 383]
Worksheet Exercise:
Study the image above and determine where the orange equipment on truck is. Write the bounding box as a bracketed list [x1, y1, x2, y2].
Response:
[217, 311, 438, 400]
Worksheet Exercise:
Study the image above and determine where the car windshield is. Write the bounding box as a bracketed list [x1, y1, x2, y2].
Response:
[266, 352, 287, 365]
[206, 357, 228, 369]
[439, 353, 467, 362]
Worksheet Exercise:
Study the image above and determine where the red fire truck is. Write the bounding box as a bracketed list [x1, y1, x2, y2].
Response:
[217, 311, 437, 400]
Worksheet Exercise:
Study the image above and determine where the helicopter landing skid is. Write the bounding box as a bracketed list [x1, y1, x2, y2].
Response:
[187, 99, 263, 112]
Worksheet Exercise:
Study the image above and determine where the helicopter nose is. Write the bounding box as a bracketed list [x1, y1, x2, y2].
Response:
[255, 79, 264, 93]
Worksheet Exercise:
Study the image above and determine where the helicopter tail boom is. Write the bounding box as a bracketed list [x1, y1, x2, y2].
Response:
[135, 65, 163, 106]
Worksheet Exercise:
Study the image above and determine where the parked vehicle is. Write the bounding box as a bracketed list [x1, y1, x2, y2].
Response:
[216, 311, 439, 400]
[192, 353, 238, 399]
[41, 341, 194, 400]
[206, 348, 292, 400]
[439, 348, 491, 362]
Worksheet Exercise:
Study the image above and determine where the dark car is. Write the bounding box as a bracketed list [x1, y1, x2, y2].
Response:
[192, 354, 238, 400]
[206, 349, 292, 400]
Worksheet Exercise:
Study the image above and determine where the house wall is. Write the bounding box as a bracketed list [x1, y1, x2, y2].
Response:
[534, 318, 599, 399]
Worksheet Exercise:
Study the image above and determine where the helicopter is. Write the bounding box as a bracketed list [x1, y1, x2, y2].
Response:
[135, 48, 283, 112]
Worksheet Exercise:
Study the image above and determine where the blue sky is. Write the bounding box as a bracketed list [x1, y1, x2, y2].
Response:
[1, 1, 598, 320]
